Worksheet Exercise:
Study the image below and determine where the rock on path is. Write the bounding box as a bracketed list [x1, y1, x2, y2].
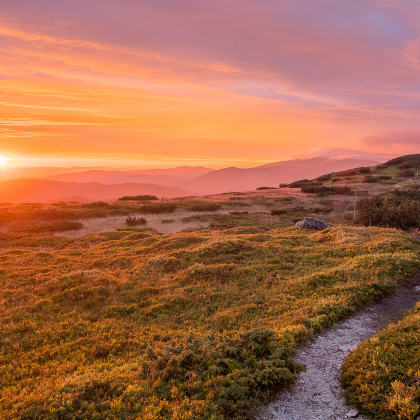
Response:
[258, 278, 420, 420]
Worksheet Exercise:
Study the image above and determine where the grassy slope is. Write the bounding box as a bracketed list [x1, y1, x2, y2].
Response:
[342, 303, 420, 420]
[1, 225, 420, 419]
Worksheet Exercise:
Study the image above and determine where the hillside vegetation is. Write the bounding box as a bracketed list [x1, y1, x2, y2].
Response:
[342, 303, 420, 420]
[1, 223, 420, 419]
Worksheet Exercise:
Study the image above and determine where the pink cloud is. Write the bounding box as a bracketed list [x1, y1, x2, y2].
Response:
[362, 131, 420, 154]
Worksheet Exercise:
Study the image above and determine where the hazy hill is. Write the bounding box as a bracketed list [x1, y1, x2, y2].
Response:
[0, 166, 111, 181]
[0, 179, 193, 203]
[41, 166, 214, 185]
[176, 157, 381, 195]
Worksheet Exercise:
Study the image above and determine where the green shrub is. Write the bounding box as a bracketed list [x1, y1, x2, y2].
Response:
[256, 186, 277, 190]
[399, 169, 415, 178]
[364, 176, 379, 183]
[317, 174, 332, 182]
[288, 179, 313, 188]
[355, 188, 420, 230]
[301, 186, 351, 195]
[184, 201, 222, 212]
[119, 195, 159, 201]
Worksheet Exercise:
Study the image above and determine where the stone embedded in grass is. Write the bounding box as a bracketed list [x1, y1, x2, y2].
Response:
[346, 408, 359, 417]
[295, 217, 331, 231]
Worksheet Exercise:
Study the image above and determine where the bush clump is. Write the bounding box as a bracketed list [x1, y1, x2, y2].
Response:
[364, 176, 379, 183]
[399, 169, 416, 178]
[288, 179, 313, 188]
[382, 154, 420, 168]
[184, 201, 222, 212]
[301, 186, 351, 195]
[119, 195, 159, 201]
[355, 188, 420, 230]
[126, 217, 147, 226]
[317, 174, 332, 182]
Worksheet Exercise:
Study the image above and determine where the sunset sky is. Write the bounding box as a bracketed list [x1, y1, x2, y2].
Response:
[1, 0, 420, 168]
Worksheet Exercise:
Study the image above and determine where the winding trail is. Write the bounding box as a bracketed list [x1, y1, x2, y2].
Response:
[258, 277, 420, 420]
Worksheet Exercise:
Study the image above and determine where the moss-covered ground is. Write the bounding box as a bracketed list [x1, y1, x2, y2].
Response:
[1, 222, 419, 419]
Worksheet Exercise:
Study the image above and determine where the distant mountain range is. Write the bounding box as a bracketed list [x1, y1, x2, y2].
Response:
[0, 180, 192, 203]
[0, 150, 387, 202]
[41, 166, 215, 186]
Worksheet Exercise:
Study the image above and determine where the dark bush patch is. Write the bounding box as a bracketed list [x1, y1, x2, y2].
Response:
[301, 186, 351, 195]
[317, 174, 332, 182]
[355, 188, 420, 230]
[398, 168, 415, 178]
[119, 195, 159, 201]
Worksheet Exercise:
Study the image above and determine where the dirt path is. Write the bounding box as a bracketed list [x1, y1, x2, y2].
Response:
[258, 277, 420, 420]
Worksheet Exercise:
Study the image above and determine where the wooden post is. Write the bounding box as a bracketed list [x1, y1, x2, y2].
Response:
[354, 189, 357, 220]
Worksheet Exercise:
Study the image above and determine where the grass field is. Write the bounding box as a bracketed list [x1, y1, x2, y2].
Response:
[1, 223, 420, 419]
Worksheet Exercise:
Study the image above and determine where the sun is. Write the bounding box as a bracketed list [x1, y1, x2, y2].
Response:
[0, 156, 9, 166]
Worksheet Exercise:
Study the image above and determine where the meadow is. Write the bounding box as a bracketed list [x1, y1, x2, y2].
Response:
[1, 222, 420, 419]
[2, 155, 420, 419]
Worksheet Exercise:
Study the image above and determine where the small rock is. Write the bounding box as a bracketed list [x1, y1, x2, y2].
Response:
[295, 217, 331, 231]
[346, 409, 359, 418]
[414, 286, 420, 293]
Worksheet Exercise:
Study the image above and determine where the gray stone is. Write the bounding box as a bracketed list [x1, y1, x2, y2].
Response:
[295, 217, 331, 231]
[346, 409, 359, 418]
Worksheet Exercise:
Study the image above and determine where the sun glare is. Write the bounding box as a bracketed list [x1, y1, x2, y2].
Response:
[0, 156, 9, 166]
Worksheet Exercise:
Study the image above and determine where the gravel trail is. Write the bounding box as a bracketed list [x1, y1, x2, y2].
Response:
[258, 277, 420, 420]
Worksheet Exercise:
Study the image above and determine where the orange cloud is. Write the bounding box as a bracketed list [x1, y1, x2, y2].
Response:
[1, 0, 420, 168]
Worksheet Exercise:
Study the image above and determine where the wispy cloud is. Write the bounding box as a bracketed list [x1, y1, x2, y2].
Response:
[1, 0, 420, 166]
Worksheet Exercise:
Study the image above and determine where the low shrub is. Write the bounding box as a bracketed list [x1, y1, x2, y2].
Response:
[317, 174, 332, 182]
[119, 195, 159, 201]
[256, 186, 277, 190]
[126, 217, 147, 226]
[301, 186, 352, 195]
[288, 179, 313, 188]
[355, 188, 420, 230]
[364, 176, 379, 183]
[184, 201, 222, 212]
[399, 169, 415, 178]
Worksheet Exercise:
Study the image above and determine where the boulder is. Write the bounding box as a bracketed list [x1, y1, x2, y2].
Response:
[295, 217, 331, 231]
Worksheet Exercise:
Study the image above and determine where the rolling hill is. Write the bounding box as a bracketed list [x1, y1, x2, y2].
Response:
[41, 166, 215, 185]
[175, 157, 382, 195]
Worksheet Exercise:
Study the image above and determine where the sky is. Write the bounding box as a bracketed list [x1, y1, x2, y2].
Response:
[1, 0, 420, 169]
